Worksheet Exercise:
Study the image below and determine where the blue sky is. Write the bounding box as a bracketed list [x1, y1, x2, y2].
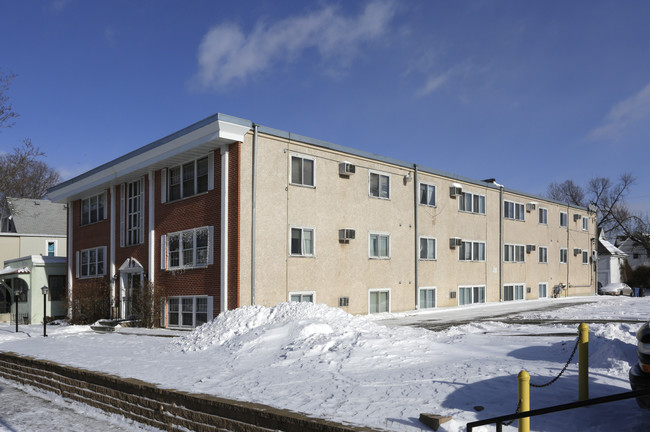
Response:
[2, 0, 650, 214]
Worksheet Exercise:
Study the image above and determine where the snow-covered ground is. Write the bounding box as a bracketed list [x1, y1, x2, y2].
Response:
[1, 295, 649, 431]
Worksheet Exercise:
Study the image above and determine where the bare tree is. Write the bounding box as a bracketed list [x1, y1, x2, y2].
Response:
[0, 71, 18, 130]
[0, 139, 61, 201]
[547, 179, 586, 206]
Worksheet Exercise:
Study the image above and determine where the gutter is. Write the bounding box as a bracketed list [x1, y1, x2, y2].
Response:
[251, 124, 258, 305]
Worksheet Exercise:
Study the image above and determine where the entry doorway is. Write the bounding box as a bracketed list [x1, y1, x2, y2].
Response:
[118, 258, 144, 320]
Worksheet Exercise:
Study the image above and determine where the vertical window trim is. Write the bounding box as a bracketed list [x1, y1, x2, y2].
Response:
[77, 246, 107, 279]
[122, 177, 145, 247]
[419, 236, 437, 260]
[418, 287, 437, 309]
[538, 246, 548, 264]
[166, 156, 211, 202]
[539, 282, 548, 298]
[503, 283, 525, 301]
[166, 295, 212, 328]
[80, 192, 106, 226]
[458, 240, 486, 262]
[419, 182, 436, 207]
[582, 216, 589, 231]
[162, 226, 212, 270]
[458, 285, 486, 305]
[560, 211, 568, 227]
[458, 192, 486, 215]
[504, 244, 525, 263]
[289, 154, 316, 188]
[368, 289, 391, 314]
[560, 248, 568, 264]
[538, 207, 548, 225]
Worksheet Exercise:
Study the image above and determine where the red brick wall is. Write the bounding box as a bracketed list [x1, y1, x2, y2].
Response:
[228, 143, 241, 310]
[71, 191, 111, 286]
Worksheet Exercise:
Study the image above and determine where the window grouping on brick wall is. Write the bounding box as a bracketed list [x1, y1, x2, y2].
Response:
[161, 226, 213, 270]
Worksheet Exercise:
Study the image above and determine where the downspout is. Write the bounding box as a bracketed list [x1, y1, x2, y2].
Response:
[109, 185, 116, 315]
[148, 170, 155, 286]
[413, 165, 419, 309]
[566, 204, 570, 297]
[251, 124, 258, 305]
[221, 146, 229, 313]
[498, 183, 504, 301]
[67, 200, 73, 319]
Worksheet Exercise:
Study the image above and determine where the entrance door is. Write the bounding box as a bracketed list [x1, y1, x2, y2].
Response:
[120, 271, 142, 319]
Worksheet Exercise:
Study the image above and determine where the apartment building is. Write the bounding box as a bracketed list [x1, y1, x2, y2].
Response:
[48, 113, 597, 328]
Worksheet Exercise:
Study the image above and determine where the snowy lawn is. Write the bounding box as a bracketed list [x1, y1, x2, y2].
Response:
[0, 295, 649, 432]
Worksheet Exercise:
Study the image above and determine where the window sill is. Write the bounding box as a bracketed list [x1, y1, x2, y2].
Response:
[166, 190, 209, 204]
[166, 265, 209, 271]
[80, 219, 107, 227]
[289, 183, 316, 189]
[78, 275, 106, 279]
[369, 195, 391, 200]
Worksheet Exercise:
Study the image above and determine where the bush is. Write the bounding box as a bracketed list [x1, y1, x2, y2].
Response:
[627, 265, 650, 290]
[127, 282, 168, 328]
[71, 279, 111, 324]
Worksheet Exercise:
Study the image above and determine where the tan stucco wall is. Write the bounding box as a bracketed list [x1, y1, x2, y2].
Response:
[238, 131, 597, 315]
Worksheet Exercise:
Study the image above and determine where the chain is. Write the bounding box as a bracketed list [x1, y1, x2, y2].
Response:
[530, 336, 580, 388]
[503, 399, 521, 426]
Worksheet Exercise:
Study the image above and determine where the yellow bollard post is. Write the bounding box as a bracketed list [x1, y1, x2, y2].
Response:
[518, 370, 530, 432]
[579, 323, 589, 401]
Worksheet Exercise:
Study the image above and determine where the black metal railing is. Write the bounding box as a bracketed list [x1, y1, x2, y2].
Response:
[467, 388, 650, 432]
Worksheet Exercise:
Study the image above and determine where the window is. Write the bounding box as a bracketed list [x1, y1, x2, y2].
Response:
[290, 292, 314, 302]
[504, 201, 525, 221]
[458, 192, 486, 214]
[459, 241, 486, 261]
[81, 192, 106, 225]
[79, 246, 106, 278]
[46, 240, 56, 257]
[419, 183, 436, 206]
[538, 246, 548, 263]
[290, 227, 315, 257]
[168, 156, 209, 201]
[369, 233, 390, 259]
[48, 275, 66, 301]
[560, 212, 568, 227]
[582, 250, 589, 264]
[504, 284, 525, 301]
[123, 178, 144, 246]
[369, 172, 390, 199]
[539, 283, 548, 298]
[538, 208, 548, 224]
[419, 237, 436, 260]
[458, 285, 485, 305]
[290, 155, 315, 187]
[163, 227, 212, 269]
[504, 244, 525, 263]
[419, 288, 436, 309]
[560, 248, 568, 264]
[369, 290, 390, 313]
[582, 217, 589, 231]
[167, 296, 211, 328]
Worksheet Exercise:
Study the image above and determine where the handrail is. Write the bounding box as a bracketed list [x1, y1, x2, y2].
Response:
[467, 388, 650, 432]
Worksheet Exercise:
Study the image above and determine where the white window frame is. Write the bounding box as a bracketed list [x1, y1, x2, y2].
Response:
[368, 289, 390, 314]
[161, 226, 213, 270]
[582, 216, 589, 231]
[166, 155, 211, 202]
[419, 236, 437, 260]
[560, 248, 568, 264]
[582, 250, 589, 264]
[290, 226, 315, 257]
[289, 292, 315, 303]
[538, 246, 548, 264]
[504, 283, 525, 301]
[166, 295, 212, 328]
[419, 182, 436, 207]
[121, 177, 145, 247]
[504, 200, 525, 221]
[538, 208, 548, 225]
[45, 239, 57, 257]
[458, 285, 486, 306]
[419, 287, 437, 309]
[560, 211, 568, 227]
[458, 192, 486, 215]
[77, 246, 107, 279]
[539, 282, 548, 298]
[459, 240, 486, 262]
[369, 170, 390, 199]
[290, 154, 315, 187]
[369, 232, 391, 259]
[504, 244, 525, 263]
[81, 192, 107, 226]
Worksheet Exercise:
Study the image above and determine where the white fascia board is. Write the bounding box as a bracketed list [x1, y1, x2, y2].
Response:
[49, 120, 250, 202]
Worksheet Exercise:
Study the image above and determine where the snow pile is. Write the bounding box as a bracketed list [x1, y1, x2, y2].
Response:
[589, 323, 638, 372]
[168, 302, 380, 353]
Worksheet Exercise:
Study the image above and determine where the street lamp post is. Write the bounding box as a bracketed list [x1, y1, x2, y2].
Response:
[14, 287, 22, 333]
[41, 286, 49, 337]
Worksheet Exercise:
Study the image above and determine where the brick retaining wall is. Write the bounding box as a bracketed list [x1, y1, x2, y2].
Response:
[0, 352, 375, 432]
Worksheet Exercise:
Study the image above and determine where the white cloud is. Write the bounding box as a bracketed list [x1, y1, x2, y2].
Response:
[588, 82, 650, 141]
[415, 63, 475, 97]
[192, 1, 397, 89]
[105, 27, 116, 47]
[51, 0, 73, 13]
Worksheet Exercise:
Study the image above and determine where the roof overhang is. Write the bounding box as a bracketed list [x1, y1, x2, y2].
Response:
[0, 266, 30, 276]
[48, 114, 251, 203]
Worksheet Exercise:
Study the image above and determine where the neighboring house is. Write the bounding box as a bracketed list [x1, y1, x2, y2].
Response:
[0, 197, 68, 265]
[617, 236, 650, 270]
[47, 113, 597, 328]
[597, 230, 627, 287]
[0, 255, 67, 324]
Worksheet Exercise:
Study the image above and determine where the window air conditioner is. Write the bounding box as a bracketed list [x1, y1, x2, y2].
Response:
[449, 183, 463, 198]
[574, 214, 582, 221]
[339, 229, 356, 242]
[526, 202, 537, 212]
[339, 162, 356, 176]
[449, 237, 462, 249]
[526, 244, 536, 253]
[573, 248, 582, 256]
